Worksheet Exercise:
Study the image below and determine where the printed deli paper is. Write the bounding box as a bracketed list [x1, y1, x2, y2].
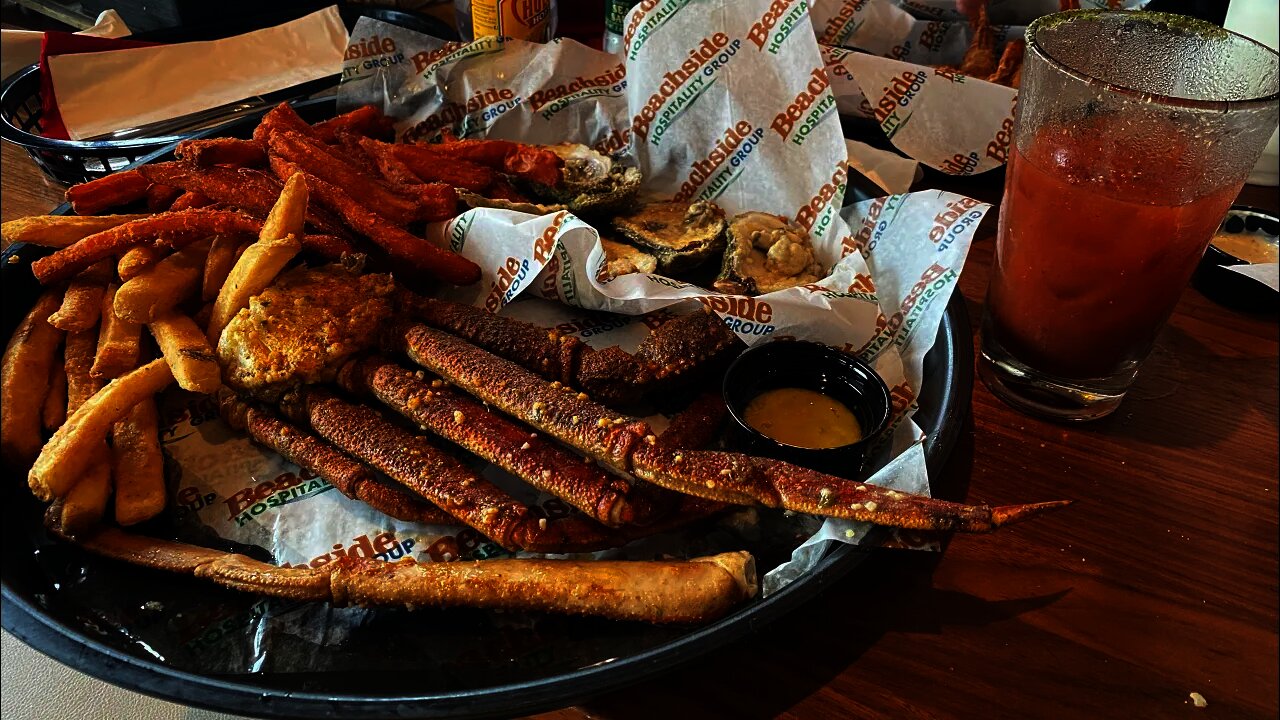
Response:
[50, 6, 346, 140]
[157, 0, 990, 632]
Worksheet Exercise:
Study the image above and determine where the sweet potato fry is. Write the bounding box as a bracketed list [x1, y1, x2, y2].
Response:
[385, 142, 496, 192]
[312, 104, 394, 143]
[146, 183, 183, 212]
[60, 443, 112, 536]
[1, 289, 65, 468]
[47, 260, 112, 332]
[66, 170, 151, 215]
[269, 131, 420, 224]
[355, 137, 460, 219]
[65, 326, 103, 413]
[202, 234, 240, 301]
[428, 138, 564, 186]
[300, 233, 357, 258]
[117, 244, 164, 281]
[175, 137, 268, 168]
[2, 214, 150, 251]
[149, 312, 220, 393]
[31, 209, 261, 285]
[92, 284, 142, 380]
[207, 173, 307, 344]
[282, 161, 478, 285]
[334, 131, 383, 175]
[115, 237, 214, 323]
[112, 398, 165, 525]
[137, 162, 347, 238]
[42, 363, 67, 431]
[29, 358, 173, 501]
[253, 102, 317, 145]
[169, 191, 214, 211]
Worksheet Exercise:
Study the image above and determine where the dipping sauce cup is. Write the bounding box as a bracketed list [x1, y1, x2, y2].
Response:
[979, 10, 1279, 421]
[722, 341, 891, 478]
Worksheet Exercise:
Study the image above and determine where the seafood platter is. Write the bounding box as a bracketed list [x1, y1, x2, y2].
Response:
[1, 3, 1072, 714]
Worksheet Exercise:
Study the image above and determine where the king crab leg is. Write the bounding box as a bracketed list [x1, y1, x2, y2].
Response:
[399, 324, 1071, 532]
[400, 295, 741, 406]
[337, 356, 639, 527]
[45, 508, 756, 624]
[217, 391, 456, 526]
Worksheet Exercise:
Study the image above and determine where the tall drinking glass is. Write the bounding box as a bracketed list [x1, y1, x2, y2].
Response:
[980, 10, 1280, 421]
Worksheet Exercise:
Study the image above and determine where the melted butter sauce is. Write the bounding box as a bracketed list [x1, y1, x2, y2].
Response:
[744, 387, 862, 449]
[1212, 231, 1278, 265]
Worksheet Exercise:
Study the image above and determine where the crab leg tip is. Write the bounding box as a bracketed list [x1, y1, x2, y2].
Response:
[989, 499, 1073, 528]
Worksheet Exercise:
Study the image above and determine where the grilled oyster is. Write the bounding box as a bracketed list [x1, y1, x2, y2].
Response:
[596, 237, 658, 282]
[524, 143, 642, 216]
[611, 200, 727, 273]
[713, 212, 823, 295]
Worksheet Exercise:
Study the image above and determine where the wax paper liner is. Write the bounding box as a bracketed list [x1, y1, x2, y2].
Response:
[111, 0, 989, 670]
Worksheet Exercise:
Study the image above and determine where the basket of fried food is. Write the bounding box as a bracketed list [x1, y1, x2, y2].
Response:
[2, 103, 1069, 625]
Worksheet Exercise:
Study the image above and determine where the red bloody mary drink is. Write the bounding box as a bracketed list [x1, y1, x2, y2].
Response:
[977, 10, 1278, 421]
[987, 119, 1242, 381]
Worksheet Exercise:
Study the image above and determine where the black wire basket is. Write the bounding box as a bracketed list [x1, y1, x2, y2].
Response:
[0, 64, 194, 186]
[0, 7, 456, 187]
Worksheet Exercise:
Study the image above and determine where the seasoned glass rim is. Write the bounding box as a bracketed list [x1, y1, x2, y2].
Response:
[1026, 9, 1280, 111]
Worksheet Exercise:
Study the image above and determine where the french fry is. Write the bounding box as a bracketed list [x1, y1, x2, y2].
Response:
[2, 214, 150, 251]
[60, 443, 112, 536]
[206, 172, 305, 344]
[118, 245, 164, 281]
[378, 140, 497, 192]
[114, 237, 214, 323]
[253, 101, 317, 145]
[113, 398, 165, 526]
[279, 161, 478, 285]
[31, 209, 261, 285]
[28, 358, 173, 501]
[312, 104, 394, 143]
[175, 137, 267, 168]
[300, 233, 356, 258]
[47, 260, 112, 332]
[146, 183, 183, 212]
[91, 284, 143, 380]
[269, 131, 420, 224]
[42, 363, 67, 431]
[149, 312, 221, 393]
[202, 234, 240, 301]
[137, 162, 348, 239]
[66, 170, 151, 215]
[1, 289, 65, 467]
[65, 326, 103, 413]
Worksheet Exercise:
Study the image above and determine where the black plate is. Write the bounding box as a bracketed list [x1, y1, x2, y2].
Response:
[0, 100, 973, 719]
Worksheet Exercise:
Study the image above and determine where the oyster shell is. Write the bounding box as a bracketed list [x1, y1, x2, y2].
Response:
[457, 189, 567, 215]
[525, 143, 642, 216]
[714, 212, 823, 295]
[611, 200, 727, 273]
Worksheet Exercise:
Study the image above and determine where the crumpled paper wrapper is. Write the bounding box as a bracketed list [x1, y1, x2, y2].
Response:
[812, 0, 1147, 174]
[156, 0, 991, 640]
[0, 10, 129, 80]
[49, 6, 345, 140]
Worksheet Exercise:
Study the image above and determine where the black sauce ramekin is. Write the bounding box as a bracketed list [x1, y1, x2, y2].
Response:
[721, 340, 892, 479]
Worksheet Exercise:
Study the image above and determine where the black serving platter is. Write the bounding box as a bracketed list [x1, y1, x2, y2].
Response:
[1, 99, 973, 719]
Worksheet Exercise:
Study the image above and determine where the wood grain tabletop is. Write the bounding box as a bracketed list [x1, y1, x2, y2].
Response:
[3, 139, 1276, 720]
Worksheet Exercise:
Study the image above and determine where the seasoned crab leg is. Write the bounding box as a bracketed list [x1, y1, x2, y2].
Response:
[399, 324, 1071, 532]
[46, 512, 756, 624]
[400, 295, 741, 405]
[218, 392, 456, 526]
[337, 357, 637, 527]
[280, 387, 706, 553]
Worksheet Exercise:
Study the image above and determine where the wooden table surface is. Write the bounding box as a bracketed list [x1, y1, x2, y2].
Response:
[3, 139, 1277, 719]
